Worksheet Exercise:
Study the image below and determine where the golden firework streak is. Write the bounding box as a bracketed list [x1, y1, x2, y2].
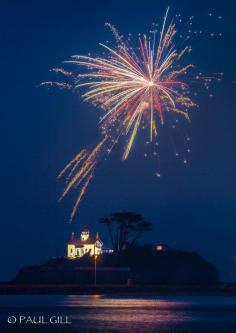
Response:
[70, 173, 94, 222]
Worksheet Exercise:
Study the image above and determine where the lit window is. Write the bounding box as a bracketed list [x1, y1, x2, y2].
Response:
[156, 245, 164, 251]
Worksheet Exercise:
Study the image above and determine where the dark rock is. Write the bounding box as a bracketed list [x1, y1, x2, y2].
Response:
[13, 245, 220, 285]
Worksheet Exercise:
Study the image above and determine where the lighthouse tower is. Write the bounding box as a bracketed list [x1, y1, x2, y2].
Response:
[81, 228, 90, 241]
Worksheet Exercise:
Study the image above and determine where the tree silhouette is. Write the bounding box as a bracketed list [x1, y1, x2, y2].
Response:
[99, 211, 152, 251]
[99, 216, 115, 250]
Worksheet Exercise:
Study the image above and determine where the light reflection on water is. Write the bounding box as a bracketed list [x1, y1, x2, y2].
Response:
[69, 295, 188, 331]
[1, 295, 236, 332]
[2, 294, 236, 307]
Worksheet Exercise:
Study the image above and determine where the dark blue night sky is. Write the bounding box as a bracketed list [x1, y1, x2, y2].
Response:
[0, 0, 236, 282]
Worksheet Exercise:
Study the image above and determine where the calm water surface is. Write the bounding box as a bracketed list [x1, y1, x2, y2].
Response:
[0, 295, 236, 333]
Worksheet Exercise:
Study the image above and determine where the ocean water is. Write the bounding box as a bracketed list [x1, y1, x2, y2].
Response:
[0, 295, 236, 332]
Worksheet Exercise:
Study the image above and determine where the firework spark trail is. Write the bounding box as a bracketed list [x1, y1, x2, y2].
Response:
[40, 81, 72, 90]
[58, 136, 107, 221]
[58, 149, 87, 179]
[69, 173, 94, 222]
[43, 8, 222, 221]
[50, 68, 73, 77]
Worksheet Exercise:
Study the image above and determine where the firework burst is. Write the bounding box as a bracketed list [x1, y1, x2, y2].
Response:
[43, 8, 222, 221]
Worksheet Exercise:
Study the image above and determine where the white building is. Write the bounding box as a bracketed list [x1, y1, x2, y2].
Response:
[67, 228, 103, 259]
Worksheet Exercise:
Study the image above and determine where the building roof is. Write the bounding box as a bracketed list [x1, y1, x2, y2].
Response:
[68, 237, 102, 246]
[81, 227, 90, 232]
[68, 243, 83, 248]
